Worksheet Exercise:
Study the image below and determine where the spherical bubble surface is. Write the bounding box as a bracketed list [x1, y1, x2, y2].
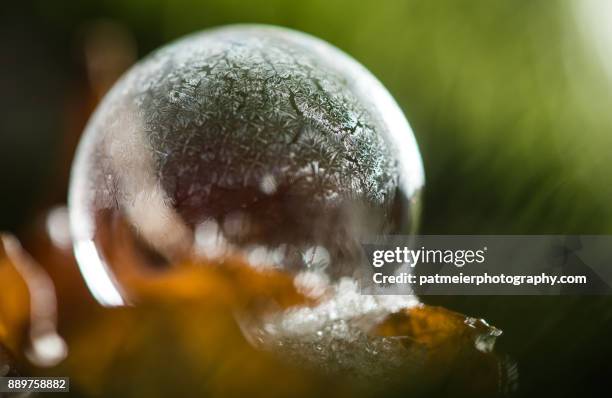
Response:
[68, 25, 424, 306]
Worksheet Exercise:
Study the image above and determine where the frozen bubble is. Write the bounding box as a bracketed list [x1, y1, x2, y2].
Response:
[68, 25, 424, 306]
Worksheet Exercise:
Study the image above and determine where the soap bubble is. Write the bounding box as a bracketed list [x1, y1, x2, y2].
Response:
[68, 25, 424, 307]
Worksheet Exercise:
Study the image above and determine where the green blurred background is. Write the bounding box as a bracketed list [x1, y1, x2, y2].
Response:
[1, 0, 612, 396]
